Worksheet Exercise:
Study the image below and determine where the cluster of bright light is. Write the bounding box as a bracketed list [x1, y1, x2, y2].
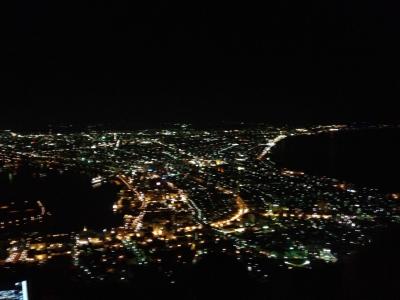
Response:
[0, 123, 398, 281]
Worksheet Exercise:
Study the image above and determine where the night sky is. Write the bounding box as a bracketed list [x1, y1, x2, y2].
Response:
[1, 0, 400, 127]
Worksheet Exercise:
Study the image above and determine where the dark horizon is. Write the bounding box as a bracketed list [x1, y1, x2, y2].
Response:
[0, 97, 398, 130]
[1, 0, 400, 128]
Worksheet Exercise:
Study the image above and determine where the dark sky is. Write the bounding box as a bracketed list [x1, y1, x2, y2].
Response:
[1, 0, 399, 127]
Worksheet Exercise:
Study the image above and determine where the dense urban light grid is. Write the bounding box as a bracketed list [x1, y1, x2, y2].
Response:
[1, 124, 399, 284]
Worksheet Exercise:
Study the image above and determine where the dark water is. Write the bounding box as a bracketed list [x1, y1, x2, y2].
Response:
[271, 128, 400, 193]
[0, 166, 121, 233]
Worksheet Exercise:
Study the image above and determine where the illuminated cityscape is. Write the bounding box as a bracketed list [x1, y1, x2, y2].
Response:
[2, 0, 400, 296]
[1, 123, 399, 293]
